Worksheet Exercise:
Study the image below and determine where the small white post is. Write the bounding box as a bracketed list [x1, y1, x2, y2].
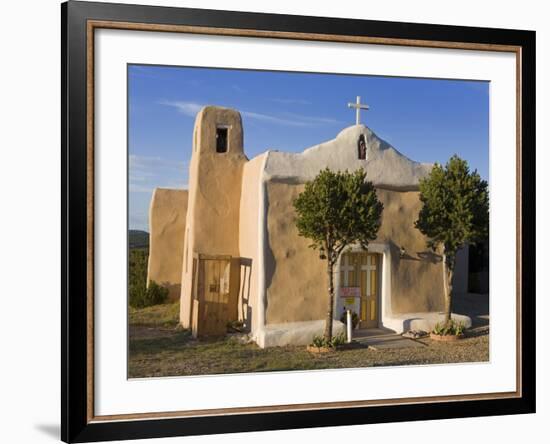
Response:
[346, 309, 352, 343]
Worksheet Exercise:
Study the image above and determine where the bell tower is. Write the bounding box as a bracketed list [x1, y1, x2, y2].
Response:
[180, 106, 248, 328]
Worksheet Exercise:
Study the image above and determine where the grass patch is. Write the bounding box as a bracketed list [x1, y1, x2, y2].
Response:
[128, 325, 489, 378]
[129, 301, 180, 328]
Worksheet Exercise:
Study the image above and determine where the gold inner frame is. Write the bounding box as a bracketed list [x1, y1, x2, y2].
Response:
[85, 19, 523, 423]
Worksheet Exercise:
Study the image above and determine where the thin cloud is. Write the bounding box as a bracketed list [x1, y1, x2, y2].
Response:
[160, 100, 342, 127]
[158, 100, 203, 117]
[129, 154, 188, 193]
[279, 112, 343, 125]
[241, 110, 312, 127]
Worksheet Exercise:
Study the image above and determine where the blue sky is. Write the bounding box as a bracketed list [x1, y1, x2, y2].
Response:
[128, 64, 489, 231]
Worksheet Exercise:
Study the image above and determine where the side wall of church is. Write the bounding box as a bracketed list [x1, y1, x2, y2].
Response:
[238, 154, 267, 333]
[147, 188, 188, 301]
[263, 183, 446, 325]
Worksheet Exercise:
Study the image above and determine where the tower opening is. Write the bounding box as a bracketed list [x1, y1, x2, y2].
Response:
[216, 127, 228, 153]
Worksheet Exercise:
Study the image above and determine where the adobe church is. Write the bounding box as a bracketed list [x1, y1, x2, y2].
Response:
[147, 101, 470, 348]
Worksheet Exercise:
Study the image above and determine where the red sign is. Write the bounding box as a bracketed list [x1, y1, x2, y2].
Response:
[340, 287, 361, 298]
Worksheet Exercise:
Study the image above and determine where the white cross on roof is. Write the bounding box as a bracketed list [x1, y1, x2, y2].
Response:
[347, 96, 370, 125]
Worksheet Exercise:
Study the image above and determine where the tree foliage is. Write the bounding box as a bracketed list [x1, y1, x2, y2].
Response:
[294, 168, 383, 340]
[415, 155, 489, 262]
[415, 155, 489, 323]
[294, 168, 383, 266]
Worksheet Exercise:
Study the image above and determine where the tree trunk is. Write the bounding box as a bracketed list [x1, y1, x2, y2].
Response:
[324, 260, 335, 341]
[442, 253, 454, 325]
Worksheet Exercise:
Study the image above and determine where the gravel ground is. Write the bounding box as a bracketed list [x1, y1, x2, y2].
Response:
[128, 326, 489, 378]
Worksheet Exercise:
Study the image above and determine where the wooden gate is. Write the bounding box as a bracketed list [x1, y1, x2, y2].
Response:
[191, 254, 237, 338]
[340, 252, 380, 329]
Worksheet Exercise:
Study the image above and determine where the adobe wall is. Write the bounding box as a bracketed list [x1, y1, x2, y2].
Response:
[263, 183, 446, 325]
[375, 189, 445, 313]
[265, 181, 328, 324]
[146, 188, 188, 301]
[238, 154, 267, 333]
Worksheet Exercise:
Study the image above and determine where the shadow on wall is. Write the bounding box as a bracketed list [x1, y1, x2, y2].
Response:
[416, 250, 443, 264]
[263, 191, 277, 317]
[389, 241, 443, 313]
[398, 248, 442, 264]
[389, 240, 443, 264]
[452, 292, 489, 327]
[238, 257, 253, 332]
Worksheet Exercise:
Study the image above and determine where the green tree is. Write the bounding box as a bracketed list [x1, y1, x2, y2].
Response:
[415, 155, 489, 324]
[293, 168, 383, 341]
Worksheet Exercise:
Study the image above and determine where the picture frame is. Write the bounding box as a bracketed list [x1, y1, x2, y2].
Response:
[61, 1, 536, 442]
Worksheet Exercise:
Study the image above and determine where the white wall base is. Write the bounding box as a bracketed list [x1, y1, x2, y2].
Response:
[255, 320, 346, 348]
[383, 312, 472, 334]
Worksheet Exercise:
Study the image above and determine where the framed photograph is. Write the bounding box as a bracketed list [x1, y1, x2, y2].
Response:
[62, 1, 535, 442]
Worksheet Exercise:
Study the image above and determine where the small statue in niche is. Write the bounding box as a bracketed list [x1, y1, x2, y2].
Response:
[357, 134, 367, 160]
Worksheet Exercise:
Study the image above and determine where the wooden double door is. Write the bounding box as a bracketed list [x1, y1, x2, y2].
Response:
[340, 252, 380, 329]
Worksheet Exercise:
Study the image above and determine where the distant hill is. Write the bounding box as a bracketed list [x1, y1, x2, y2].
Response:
[129, 230, 149, 249]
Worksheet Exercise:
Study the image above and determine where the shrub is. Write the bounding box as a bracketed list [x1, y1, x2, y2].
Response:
[330, 332, 346, 347]
[311, 335, 326, 348]
[145, 280, 169, 306]
[432, 319, 465, 336]
[310, 332, 347, 348]
[130, 279, 169, 308]
[129, 279, 147, 308]
[128, 246, 169, 308]
[129, 248, 148, 307]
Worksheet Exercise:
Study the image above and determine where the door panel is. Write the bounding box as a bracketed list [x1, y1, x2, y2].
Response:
[202, 259, 231, 336]
[340, 252, 379, 329]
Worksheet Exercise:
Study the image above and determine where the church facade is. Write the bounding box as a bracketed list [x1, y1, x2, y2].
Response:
[147, 105, 470, 347]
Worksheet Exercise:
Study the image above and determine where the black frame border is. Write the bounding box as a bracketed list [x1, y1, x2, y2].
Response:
[62, 1, 536, 442]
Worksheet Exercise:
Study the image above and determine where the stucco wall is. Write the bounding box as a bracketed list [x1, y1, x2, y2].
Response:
[375, 189, 445, 313]
[263, 183, 446, 325]
[147, 188, 188, 301]
[265, 181, 328, 324]
[238, 154, 266, 332]
[264, 125, 432, 190]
